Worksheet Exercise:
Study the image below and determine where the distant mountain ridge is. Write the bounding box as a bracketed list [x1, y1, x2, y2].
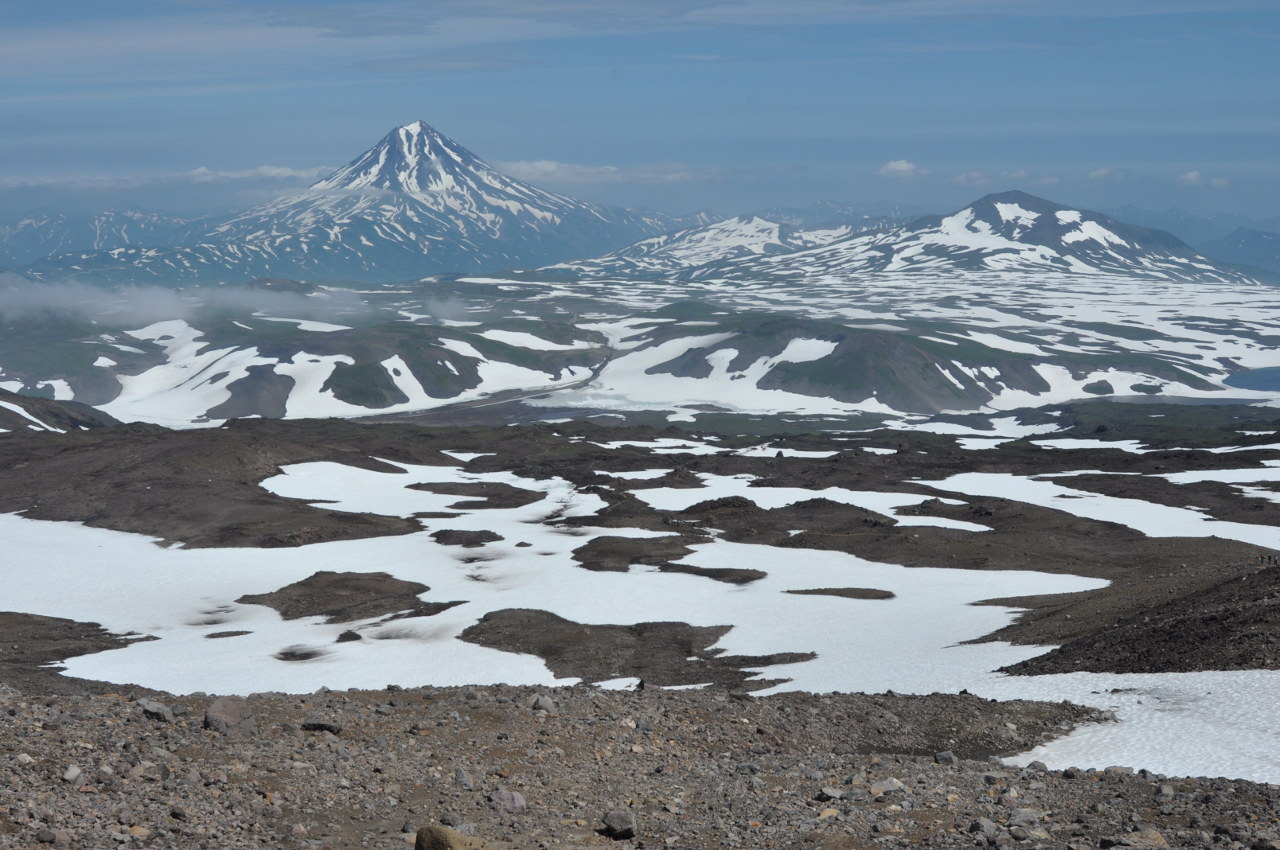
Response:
[1198, 228, 1280, 275]
[546, 215, 858, 279]
[565, 191, 1259, 284]
[0, 209, 189, 267]
[20, 122, 670, 284]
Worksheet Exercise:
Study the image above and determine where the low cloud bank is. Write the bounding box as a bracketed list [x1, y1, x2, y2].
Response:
[0, 275, 371, 328]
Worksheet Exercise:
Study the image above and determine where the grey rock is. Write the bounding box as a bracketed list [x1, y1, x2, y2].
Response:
[136, 698, 174, 723]
[970, 817, 1001, 838]
[1100, 829, 1169, 848]
[869, 777, 906, 796]
[531, 694, 557, 714]
[61, 764, 82, 784]
[204, 696, 256, 737]
[934, 750, 958, 765]
[814, 786, 845, 802]
[300, 717, 343, 735]
[489, 789, 526, 815]
[454, 767, 475, 790]
[601, 807, 637, 840]
[414, 824, 489, 849]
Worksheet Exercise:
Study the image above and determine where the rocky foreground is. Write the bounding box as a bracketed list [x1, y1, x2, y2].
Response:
[3, 681, 1279, 850]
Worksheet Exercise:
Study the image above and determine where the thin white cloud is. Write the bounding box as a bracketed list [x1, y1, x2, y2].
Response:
[953, 168, 1057, 188]
[495, 160, 716, 184]
[186, 165, 332, 183]
[954, 170, 989, 187]
[0, 166, 331, 192]
[1177, 170, 1230, 188]
[877, 160, 928, 180]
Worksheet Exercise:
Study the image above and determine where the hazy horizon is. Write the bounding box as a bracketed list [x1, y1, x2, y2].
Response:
[2, 1, 1277, 221]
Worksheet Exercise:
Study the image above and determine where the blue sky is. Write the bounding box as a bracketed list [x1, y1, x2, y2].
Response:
[2, 0, 1277, 219]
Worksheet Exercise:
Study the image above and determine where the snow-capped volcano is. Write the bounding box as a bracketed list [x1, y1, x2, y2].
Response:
[681, 191, 1259, 284]
[218, 121, 639, 243]
[312, 120, 533, 199]
[23, 121, 666, 283]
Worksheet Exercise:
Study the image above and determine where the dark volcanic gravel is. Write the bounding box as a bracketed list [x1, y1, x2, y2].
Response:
[7, 681, 1279, 850]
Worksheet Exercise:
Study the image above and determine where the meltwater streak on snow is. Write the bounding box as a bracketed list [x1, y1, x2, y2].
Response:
[924, 472, 1280, 548]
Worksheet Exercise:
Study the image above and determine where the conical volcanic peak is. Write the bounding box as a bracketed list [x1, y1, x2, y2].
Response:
[310, 121, 488, 195]
[19, 120, 667, 283]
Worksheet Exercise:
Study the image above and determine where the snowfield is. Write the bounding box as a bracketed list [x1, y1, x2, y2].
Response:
[9, 448, 1280, 783]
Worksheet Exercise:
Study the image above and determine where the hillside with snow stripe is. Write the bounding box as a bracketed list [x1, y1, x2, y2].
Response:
[0, 209, 189, 267]
[5, 259, 1280, 425]
[547, 214, 854, 278]
[0, 388, 119, 433]
[21, 121, 669, 284]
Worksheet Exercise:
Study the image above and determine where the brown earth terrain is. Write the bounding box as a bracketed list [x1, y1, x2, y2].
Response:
[4, 403, 1280, 847]
[5, 681, 1280, 850]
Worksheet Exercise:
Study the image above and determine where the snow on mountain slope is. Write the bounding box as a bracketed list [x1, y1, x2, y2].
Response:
[0, 388, 119, 433]
[71, 316, 605, 426]
[683, 191, 1259, 284]
[6, 261, 1280, 425]
[548, 215, 853, 278]
[21, 122, 666, 283]
[0, 209, 188, 267]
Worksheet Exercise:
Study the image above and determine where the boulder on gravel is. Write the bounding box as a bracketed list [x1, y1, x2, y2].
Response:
[203, 695, 255, 737]
[601, 807, 637, 840]
[136, 698, 174, 723]
[415, 824, 493, 849]
[488, 789, 526, 815]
